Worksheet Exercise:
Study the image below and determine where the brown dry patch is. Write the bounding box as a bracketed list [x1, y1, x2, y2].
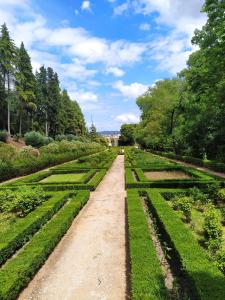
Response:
[144, 171, 191, 181]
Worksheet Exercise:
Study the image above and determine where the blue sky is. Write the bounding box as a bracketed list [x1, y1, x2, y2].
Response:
[0, 0, 206, 130]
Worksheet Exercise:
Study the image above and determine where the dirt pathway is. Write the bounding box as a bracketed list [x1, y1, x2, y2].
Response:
[19, 155, 127, 300]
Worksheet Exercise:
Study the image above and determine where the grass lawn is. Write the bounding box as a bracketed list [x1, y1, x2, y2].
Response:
[40, 173, 85, 183]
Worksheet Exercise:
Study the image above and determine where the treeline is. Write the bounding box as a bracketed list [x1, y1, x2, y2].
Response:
[121, 0, 225, 162]
[0, 23, 86, 137]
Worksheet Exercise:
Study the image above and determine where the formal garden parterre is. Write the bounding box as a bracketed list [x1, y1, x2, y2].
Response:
[0, 148, 117, 299]
[126, 148, 225, 300]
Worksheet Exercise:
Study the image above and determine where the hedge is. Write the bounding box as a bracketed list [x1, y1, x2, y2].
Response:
[152, 151, 225, 173]
[125, 166, 218, 189]
[0, 191, 71, 266]
[145, 189, 225, 300]
[0, 191, 89, 300]
[127, 190, 169, 300]
[0, 145, 103, 183]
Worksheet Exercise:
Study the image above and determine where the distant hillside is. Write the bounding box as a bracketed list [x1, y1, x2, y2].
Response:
[98, 131, 120, 136]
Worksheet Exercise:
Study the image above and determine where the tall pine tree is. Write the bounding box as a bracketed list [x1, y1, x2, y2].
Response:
[0, 23, 16, 135]
[15, 42, 36, 135]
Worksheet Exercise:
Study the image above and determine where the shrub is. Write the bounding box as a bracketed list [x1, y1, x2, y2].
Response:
[19, 146, 40, 158]
[0, 187, 47, 217]
[220, 207, 225, 225]
[24, 131, 45, 148]
[204, 207, 223, 251]
[189, 187, 209, 208]
[0, 142, 16, 160]
[216, 250, 225, 274]
[172, 196, 193, 222]
[0, 130, 9, 142]
[44, 136, 54, 145]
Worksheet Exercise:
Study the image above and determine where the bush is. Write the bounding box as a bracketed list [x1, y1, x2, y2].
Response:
[19, 146, 40, 158]
[204, 207, 223, 251]
[0, 187, 47, 217]
[0, 142, 16, 160]
[0, 130, 9, 142]
[172, 196, 193, 222]
[24, 131, 46, 148]
[216, 250, 225, 274]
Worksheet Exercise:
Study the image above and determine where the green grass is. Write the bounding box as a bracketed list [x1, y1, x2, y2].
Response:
[40, 173, 85, 183]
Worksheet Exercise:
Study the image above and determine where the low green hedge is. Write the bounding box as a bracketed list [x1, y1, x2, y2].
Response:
[125, 167, 217, 189]
[88, 169, 107, 190]
[145, 189, 225, 300]
[0, 191, 71, 266]
[0, 191, 89, 300]
[152, 151, 225, 173]
[127, 190, 169, 300]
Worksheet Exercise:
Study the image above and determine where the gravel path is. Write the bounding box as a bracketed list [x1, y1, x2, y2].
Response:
[19, 155, 127, 300]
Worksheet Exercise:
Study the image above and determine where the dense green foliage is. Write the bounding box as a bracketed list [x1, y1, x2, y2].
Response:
[0, 191, 89, 299]
[0, 23, 86, 137]
[127, 190, 169, 300]
[0, 140, 103, 182]
[146, 189, 225, 300]
[0, 191, 70, 266]
[121, 1, 225, 162]
[118, 124, 136, 146]
[0, 186, 47, 217]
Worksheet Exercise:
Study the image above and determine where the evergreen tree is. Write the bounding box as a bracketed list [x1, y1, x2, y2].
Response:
[35, 66, 49, 135]
[47, 67, 63, 137]
[89, 123, 97, 140]
[0, 23, 16, 135]
[15, 42, 36, 135]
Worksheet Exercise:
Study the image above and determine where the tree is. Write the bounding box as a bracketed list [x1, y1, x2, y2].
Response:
[61, 89, 86, 135]
[119, 124, 136, 146]
[15, 42, 36, 135]
[0, 23, 16, 135]
[35, 66, 48, 135]
[89, 123, 97, 140]
[136, 79, 182, 151]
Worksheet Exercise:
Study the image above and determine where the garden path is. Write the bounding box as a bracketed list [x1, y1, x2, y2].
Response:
[19, 155, 127, 300]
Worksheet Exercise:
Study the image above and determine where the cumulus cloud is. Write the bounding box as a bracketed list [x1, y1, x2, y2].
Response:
[106, 67, 125, 77]
[139, 23, 150, 31]
[115, 113, 139, 123]
[81, 1, 91, 12]
[113, 80, 148, 99]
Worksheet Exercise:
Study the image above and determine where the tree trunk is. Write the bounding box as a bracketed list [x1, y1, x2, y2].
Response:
[19, 111, 22, 136]
[7, 73, 10, 136]
[45, 111, 48, 137]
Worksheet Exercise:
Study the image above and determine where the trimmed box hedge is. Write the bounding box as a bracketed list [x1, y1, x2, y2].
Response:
[127, 190, 169, 300]
[145, 189, 225, 300]
[152, 151, 225, 173]
[0, 191, 71, 266]
[0, 191, 89, 300]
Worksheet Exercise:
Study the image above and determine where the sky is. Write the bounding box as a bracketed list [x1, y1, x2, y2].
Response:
[0, 0, 207, 131]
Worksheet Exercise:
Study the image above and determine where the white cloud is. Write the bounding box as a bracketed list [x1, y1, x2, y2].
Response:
[114, 2, 129, 15]
[106, 67, 125, 77]
[115, 113, 139, 123]
[139, 23, 150, 31]
[81, 1, 91, 12]
[113, 80, 148, 99]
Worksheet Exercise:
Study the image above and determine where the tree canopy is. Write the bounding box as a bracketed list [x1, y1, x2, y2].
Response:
[0, 23, 86, 138]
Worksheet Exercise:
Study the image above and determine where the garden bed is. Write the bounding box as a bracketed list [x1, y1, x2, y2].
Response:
[144, 170, 192, 180]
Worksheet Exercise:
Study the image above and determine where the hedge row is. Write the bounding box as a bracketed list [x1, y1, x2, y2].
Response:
[145, 189, 225, 300]
[127, 190, 169, 300]
[152, 151, 225, 173]
[0, 146, 103, 183]
[0, 191, 89, 300]
[125, 169, 216, 189]
[0, 191, 71, 266]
